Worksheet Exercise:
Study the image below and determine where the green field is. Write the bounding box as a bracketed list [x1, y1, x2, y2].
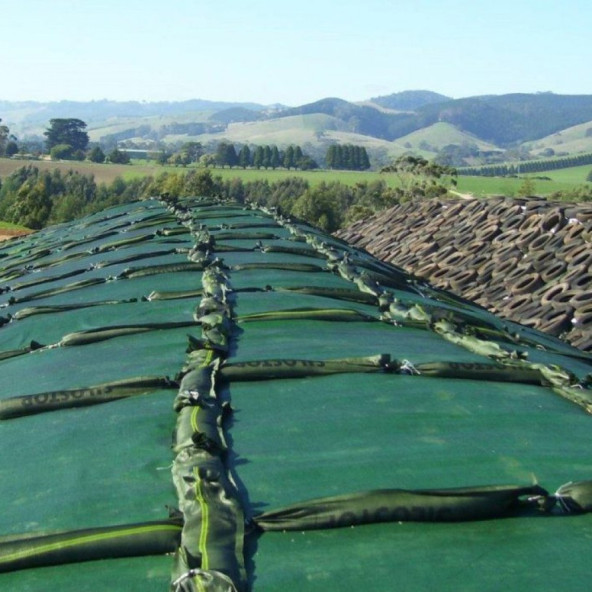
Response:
[1, 157, 591, 198]
[456, 164, 592, 197]
[0, 220, 30, 230]
[207, 166, 400, 186]
[456, 176, 570, 197]
[534, 163, 592, 183]
[207, 165, 590, 197]
[0, 220, 32, 237]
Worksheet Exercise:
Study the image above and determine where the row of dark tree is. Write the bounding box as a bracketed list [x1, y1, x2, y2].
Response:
[325, 144, 370, 170]
[459, 152, 592, 176]
[215, 142, 372, 171]
[214, 142, 319, 170]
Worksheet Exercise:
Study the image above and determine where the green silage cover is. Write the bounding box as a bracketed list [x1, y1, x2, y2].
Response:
[0, 198, 591, 591]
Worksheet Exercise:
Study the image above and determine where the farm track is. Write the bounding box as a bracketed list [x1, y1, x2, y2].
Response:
[0, 157, 160, 184]
[0, 229, 32, 242]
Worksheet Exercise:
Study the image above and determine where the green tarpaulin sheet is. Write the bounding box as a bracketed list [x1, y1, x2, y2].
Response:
[0, 197, 591, 591]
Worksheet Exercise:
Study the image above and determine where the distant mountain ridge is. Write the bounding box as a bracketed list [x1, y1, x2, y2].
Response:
[274, 97, 422, 141]
[4, 92, 592, 162]
[0, 98, 271, 122]
[416, 93, 592, 145]
[370, 90, 452, 111]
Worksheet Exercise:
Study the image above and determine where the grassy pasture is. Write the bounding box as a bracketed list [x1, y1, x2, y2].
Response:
[456, 175, 569, 197]
[0, 157, 404, 188]
[0, 219, 32, 238]
[208, 166, 582, 197]
[1, 157, 589, 197]
[456, 164, 592, 197]
[208, 166, 399, 187]
[536, 163, 591, 183]
[0, 220, 30, 231]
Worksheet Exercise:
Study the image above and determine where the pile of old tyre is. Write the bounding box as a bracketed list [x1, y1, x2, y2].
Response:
[336, 197, 592, 352]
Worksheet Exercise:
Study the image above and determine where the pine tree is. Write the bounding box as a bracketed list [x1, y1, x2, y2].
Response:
[44, 119, 89, 152]
[215, 142, 238, 167]
[238, 145, 251, 168]
[252, 146, 264, 169]
[325, 145, 337, 169]
[283, 145, 295, 169]
[262, 145, 272, 169]
[335, 145, 344, 169]
[360, 146, 370, 170]
[270, 145, 281, 169]
[225, 143, 238, 167]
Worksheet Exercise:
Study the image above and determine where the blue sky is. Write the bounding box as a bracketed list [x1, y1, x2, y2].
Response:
[3, 0, 591, 105]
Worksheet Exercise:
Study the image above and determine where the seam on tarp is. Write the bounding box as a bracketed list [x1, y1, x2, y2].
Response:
[0, 376, 177, 419]
[165, 196, 245, 592]
[0, 521, 182, 573]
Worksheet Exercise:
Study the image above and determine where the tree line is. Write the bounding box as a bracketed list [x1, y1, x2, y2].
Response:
[3, 116, 372, 172]
[325, 144, 370, 170]
[214, 142, 372, 171]
[213, 142, 319, 170]
[150, 170, 400, 231]
[0, 165, 400, 232]
[459, 153, 592, 176]
[0, 166, 153, 229]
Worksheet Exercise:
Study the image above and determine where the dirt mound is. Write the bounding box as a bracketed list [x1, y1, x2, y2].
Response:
[336, 197, 592, 352]
[0, 228, 32, 242]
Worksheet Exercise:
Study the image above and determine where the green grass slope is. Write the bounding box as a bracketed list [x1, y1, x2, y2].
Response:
[0, 219, 32, 238]
[396, 122, 501, 152]
[87, 111, 218, 142]
[167, 113, 344, 144]
[523, 120, 592, 156]
[0, 220, 31, 231]
[167, 113, 408, 156]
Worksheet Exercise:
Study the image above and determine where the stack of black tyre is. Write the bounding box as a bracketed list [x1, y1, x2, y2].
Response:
[336, 198, 592, 352]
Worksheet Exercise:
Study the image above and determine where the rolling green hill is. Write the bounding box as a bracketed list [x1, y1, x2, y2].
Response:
[415, 93, 592, 146]
[522, 120, 592, 156]
[395, 122, 500, 152]
[7, 93, 592, 167]
[167, 113, 404, 159]
[274, 97, 423, 140]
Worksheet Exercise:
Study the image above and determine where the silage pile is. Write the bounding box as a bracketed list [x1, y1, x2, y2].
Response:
[336, 197, 592, 352]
